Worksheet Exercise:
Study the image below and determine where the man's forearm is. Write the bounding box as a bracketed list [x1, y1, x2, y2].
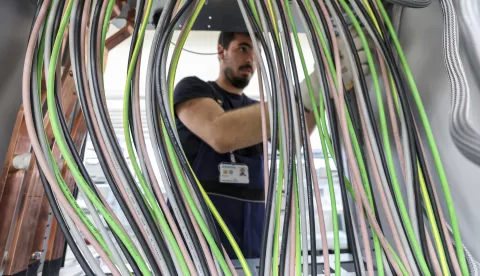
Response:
[212, 102, 316, 153]
[211, 102, 270, 152]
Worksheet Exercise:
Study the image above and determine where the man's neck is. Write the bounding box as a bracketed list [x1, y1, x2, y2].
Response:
[215, 75, 243, 96]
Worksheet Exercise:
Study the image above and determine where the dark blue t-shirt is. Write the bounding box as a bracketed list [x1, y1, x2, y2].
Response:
[173, 76, 263, 164]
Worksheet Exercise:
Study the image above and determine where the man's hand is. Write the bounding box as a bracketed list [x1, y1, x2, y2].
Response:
[300, 26, 372, 112]
[339, 26, 371, 89]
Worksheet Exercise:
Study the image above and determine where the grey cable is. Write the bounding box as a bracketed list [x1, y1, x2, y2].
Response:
[439, 0, 480, 166]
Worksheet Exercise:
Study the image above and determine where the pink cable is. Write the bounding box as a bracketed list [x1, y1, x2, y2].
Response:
[379, 55, 405, 179]
[275, 55, 296, 273]
[223, 247, 238, 276]
[425, 226, 443, 275]
[79, 1, 164, 269]
[413, 120, 462, 275]
[306, 126, 330, 275]
[21, 0, 120, 274]
[318, 1, 374, 274]
[357, 89, 413, 274]
[257, 67, 270, 202]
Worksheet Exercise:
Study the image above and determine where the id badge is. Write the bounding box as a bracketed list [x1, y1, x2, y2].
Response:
[218, 162, 249, 184]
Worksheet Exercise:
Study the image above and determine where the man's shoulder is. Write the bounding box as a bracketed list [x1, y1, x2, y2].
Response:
[174, 76, 216, 106]
[176, 76, 209, 88]
[243, 95, 259, 105]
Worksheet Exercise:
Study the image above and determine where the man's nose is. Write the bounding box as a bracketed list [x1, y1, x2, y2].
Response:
[246, 53, 255, 65]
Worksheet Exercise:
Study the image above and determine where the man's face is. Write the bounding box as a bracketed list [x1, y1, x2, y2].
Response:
[219, 34, 256, 89]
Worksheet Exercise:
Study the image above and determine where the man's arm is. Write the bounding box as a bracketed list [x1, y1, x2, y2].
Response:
[176, 97, 317, 154]
[305, 111, 317, 134]
[176, 98, 270, 153]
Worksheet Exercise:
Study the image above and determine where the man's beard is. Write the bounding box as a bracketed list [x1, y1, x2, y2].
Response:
[224, 67, 251, 89]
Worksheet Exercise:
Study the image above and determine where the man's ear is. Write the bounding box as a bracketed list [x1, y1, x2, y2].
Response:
[217, 45, 225, 60]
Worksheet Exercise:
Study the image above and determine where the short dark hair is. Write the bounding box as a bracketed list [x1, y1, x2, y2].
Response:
[218, 31, 252, 49]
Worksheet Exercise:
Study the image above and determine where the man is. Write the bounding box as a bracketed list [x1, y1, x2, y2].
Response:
[173, 31, 367, 259]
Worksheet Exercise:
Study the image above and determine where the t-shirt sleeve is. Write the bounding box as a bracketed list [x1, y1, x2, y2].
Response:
[173, 76, 216, 109]
[245, 96, 260, 106]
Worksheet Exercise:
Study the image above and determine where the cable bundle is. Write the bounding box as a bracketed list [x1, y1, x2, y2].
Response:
[20, 0, 476, 275]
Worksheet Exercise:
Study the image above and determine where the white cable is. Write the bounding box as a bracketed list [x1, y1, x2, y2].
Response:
[440, 0, 480, 165]
[446, 224, 480, 276]
[348, 2, 421, 273]
[458, 0, 480, 91]
[385, 0, 431, 8]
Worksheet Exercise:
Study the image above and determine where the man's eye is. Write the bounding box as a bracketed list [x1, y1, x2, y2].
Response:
[240, 46, 248, 52]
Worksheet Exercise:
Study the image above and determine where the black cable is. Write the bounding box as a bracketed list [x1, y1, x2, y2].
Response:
[152, 0, 224, 253]
[37, 165, 95, 276]
[238, 2, 279, 276]
[88, 0, 175, 274]
[271, 1, 317, 274]
[353, 0, 431, 271]
[129, 3, 212, 274]
[29, 35, 92, 276]
[371, 2, 453, 272]
[59, 2, 142, 274]
[53, 84, 142, 276]
[240, 2, 294, 275]
[297, 1, 363, 273]
[127, 2, 210, 275]
[128, 0, 146, 153]
[69, 1, 162, 274]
